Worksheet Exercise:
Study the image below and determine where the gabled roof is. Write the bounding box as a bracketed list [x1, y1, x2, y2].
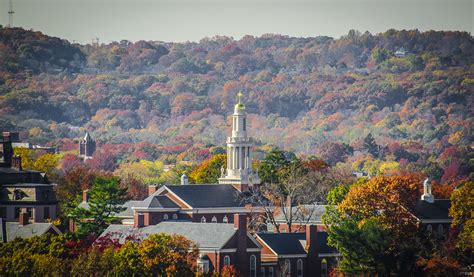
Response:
[0, 222, 61, 242]
[99, 222, 238, 250]
[257, 233, 307, 255]
[257, 231, 338, 256]
[164, 184, 245, 208]
[136, 194, 180, 209]
[413, 199, 451, 221]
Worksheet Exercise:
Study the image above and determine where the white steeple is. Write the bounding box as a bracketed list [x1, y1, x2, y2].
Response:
[421, 178, 434, 203]
[218, 92, 260, 190]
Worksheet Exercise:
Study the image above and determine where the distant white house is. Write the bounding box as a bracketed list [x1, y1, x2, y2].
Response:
[395, 47, 408, 58]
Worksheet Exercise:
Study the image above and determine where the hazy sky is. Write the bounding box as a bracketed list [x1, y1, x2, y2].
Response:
[1, 0, 472, 44]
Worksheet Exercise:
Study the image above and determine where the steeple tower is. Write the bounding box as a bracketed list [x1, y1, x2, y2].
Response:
[218, 92, 260, 191]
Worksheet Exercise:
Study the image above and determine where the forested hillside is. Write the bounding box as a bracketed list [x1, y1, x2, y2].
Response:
[0, 26, 472, 182]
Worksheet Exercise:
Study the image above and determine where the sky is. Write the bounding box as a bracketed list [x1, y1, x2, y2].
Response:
[0, 0, 472, 44]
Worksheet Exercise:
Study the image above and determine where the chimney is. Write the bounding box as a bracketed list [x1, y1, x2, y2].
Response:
[305, 224, 318, 251]
[0, 218, 7, 243]
[19, 211, 29, 226]
[134, 213, 145, 228]
[148, 185, 158, 196]
[82, 190, 90, 202]
[181, 174, 189, 185]
[1, 132, 13, 167]
[234, 213, 247, 231]
[306, 224, 319, 273]
[11, 155, 22, 171]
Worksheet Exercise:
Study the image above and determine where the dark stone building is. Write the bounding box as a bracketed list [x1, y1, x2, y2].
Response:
[0, 132, 58, 223]
[79, 132, 96, 160]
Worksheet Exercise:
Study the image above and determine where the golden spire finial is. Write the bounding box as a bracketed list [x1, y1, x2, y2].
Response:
[237, 91, 243, 104]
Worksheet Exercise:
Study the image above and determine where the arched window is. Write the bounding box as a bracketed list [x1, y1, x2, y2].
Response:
[437, 224, 444, 238]
[224, 255, 231, 266]
[321, 259, 327, 277]
[201, 216, 206, 223]
[427, 224, 433, 233]
[297, 259, 303, 277]
[163, 214, 168, 220]
[250, 255, 256, 277]
[212, 216, 217, 223]
[284, 259, 291, 277]
[172, 214, 178, 220]
[223, 215, 228, 223]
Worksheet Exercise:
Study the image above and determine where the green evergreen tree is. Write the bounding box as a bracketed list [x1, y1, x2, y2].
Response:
[70, 177, 128, 236]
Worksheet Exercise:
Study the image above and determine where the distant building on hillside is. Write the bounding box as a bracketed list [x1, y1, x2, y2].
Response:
[394, 47, 408, 58]
[79, 132, 96, 160]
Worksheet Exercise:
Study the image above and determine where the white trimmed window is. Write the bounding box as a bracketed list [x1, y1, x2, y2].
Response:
[172, 214, 178, 220]
[163, 214, 168, 220]
[297, 259, 303, 277]
[427, 224, 433, 233]
[269, 267, 274, 277]
[212, 216, 217, 223]
[223, 215, 228, 223]
[250, 255, 257, 277]
[197, 260, 209, 273]
[224, 255, 231, 266]
[201, 216, 206, 223]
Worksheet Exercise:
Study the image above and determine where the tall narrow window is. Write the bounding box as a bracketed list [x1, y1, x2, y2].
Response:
[163, 214, 168, 221]
[172, 214, 178, 220]
[261, 267, 265, 277]
[284, 259, 291, 277]
[224, 255, 231, 266]
[250, 255, 256, 277]
[44, 207, 50, 219]
[201, 216, 206, 223]
[427, 224, 433, 233]
[437, 224, 444, 238]
[269, 267, 274, 277]
[223, 215, 228, 223]
[321, 259, 327, 277]
[297, 259, 303, 277]
[243, 118, 246, 131]
[211, 216, 217, 223]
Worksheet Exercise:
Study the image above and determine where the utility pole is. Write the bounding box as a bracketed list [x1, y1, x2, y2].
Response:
[8, 0, 14, 28]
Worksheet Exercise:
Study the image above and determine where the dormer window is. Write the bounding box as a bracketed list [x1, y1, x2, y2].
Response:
[163, 214, 169, 221]
[13, 189, 25, 200]
[172, 214, 178, 220]
[201, 216, 206, 223]
[223, 215, 228, 223]
[211, 216, 217, 223]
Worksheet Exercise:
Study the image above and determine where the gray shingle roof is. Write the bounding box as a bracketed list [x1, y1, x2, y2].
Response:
[257, 231, 337, 256]
[414, 199, 451, 220]
[258, 233, 307, 255]
[99, 222, 238, 250]
[165, 184, 245, 208]
[0, 222, 61, 242]
[142, 222, 237, 249]
[136, 194, 180, 209]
